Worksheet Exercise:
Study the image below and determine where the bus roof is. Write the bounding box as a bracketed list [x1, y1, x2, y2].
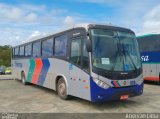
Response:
[137, 34, 159, 38]
[13, 23, 134, 48]
[25, 23, 132, 40]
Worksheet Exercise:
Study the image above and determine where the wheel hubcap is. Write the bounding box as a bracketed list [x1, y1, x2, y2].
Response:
[58, 83, 66, 96]
[22, 76, 25, 83]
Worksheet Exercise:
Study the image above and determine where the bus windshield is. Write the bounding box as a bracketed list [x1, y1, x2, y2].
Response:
[91, 29, 141, 72]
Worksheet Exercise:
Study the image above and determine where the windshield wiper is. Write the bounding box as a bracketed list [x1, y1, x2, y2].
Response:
[111, 51, 119, 72]
[111, 39, 121, 72]
[126, 51, 138, 71]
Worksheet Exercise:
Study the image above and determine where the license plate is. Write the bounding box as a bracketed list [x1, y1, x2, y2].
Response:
[120, 95, 129, 100]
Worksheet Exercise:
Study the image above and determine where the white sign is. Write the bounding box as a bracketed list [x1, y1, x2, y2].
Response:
[101, 58, 110, 64]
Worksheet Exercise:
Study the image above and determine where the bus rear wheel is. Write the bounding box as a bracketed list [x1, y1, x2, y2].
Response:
[21, 72, 28, 85]
[57, 77, 69, 100]
[158, 73, 160, 85]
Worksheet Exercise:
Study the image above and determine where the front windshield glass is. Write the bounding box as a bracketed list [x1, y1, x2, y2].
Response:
[91, 29, 141, 72]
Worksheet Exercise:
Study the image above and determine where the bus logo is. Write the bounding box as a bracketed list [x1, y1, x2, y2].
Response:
[141, 55, 149, 62]
[123, 81, 127, 85]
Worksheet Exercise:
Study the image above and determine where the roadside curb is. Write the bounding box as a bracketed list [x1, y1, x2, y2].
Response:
[0, 75, 13, 80]
[0, 79, 13, 80]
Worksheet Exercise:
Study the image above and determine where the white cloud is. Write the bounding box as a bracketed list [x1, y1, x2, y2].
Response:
[72, 0, 160, 36]
[1, 1, 160, 46]
[0, 28, 27, 46]
[139, 4, 160, 35]
[0, 2, 98, 46]
[22, 30, 46, 43]
[25, 13, 38, 22]
[30, 31, 41, 37]
[0, 4, 22, 22]
[15, 36, 20, 40]
[0, 3, 45, 23]
[0, 3, 75, 46]
[64, 16, 75, 26]
[7, 7, 22, 21]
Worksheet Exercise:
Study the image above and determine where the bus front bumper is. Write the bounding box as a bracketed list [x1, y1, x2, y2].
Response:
[90, 79, 144, 102]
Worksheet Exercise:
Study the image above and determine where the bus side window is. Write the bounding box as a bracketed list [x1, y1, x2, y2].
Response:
[33, 41, 41, 57]
[12, 48, 14, 58]
[54, 35, 68, 56]
[15, 47, 19, 58]
[42, 38, 53, 57]
[71, 38, 81, 66]
[19, 46, 24, 57]
[25, 44, 32, 57]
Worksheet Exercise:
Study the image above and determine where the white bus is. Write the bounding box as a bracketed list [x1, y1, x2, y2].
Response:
[12, 24, 143, 102]
[137, 34, 160, 84]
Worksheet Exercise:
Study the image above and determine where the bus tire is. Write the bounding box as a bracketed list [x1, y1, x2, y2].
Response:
[158, 80, 160, 85]
[158, 73, 160, 85]
[21, 72, 28, 85]
[57, 77, 69, 100]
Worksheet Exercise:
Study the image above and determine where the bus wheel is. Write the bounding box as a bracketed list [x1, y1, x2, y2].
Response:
[57, 77, 69, 100]
[21, 72, 28, 85]
[158, 80, 160, 85]
[158, 73, 160, 85]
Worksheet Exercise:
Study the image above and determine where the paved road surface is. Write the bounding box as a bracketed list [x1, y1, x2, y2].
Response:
[0, 80, 159, 113]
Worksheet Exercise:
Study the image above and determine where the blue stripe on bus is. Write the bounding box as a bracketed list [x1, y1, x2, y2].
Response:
[37, 58, 50, 86]
[141, 52, 160, 63]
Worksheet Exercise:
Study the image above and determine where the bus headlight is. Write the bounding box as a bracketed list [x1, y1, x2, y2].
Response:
[93, 78, 110, 89]
[136, 75, 144, 85]
[136, 78, 143, 85]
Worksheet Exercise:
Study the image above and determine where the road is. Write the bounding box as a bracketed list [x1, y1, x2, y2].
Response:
[0, 79, 159, 113]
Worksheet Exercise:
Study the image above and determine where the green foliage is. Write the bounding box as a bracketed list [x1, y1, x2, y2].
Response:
[0, 45, 11, 67]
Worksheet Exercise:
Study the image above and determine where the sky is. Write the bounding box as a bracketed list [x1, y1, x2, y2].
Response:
[1, 0, 160, 46]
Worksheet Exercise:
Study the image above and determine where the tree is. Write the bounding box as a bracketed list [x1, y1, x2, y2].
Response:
[0, 45, 11, 67]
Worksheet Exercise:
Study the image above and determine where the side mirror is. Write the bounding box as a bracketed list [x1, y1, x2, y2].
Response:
[86, 37, 92, 52]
